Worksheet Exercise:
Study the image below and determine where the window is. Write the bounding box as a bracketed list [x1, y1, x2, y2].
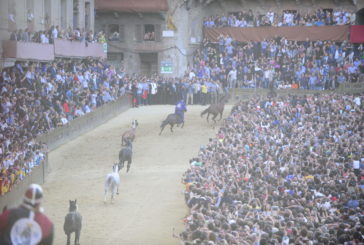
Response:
[108, 24, 119, 41]
[136, 24, 161, 42]
[144, 24, 155, 41]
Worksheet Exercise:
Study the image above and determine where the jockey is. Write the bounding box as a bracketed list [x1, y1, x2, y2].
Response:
[175, 99, 187, 124]
[0, 184, 54, 245]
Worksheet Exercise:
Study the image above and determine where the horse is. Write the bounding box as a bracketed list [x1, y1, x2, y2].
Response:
[104, 164, 120, 203]
[200, 95, 229, 123]
[118, 140, 133, 173]
[121, 120, 138, 146]
[159, 113, 183, 135]
[64, 199, 82, 245]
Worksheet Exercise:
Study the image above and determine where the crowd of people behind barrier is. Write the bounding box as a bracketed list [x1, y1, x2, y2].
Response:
[203, 8, 355, 28]
[0, 59, 121, 195]
[181, 93, 364, 245]
[9, 26, 107, 44]
[192, 34, 364, 90]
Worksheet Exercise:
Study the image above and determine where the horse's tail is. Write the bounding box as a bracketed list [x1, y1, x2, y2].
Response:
[201, 108, 209, 117]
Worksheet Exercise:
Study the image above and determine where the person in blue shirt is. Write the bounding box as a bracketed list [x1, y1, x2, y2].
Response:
[175, 99, 187, 124]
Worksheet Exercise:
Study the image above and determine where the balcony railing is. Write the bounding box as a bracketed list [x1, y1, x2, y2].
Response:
[2, 41, 54, 61]
[2, 40, 106, 61]
[53, 39, 106, 58]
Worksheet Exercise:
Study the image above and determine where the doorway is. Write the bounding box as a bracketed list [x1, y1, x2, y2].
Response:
[139, 53, 158, 76]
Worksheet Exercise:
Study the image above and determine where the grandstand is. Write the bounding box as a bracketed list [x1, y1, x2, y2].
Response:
[0, 0, 363, 244]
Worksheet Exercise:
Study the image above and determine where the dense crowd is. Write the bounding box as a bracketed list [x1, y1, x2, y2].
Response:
[181, 93, 364, 245]
[0, 59, 123, 195]
[192, 35, 364, 89]
[203, 9, 355, 28]
[9, 26, 107, 44]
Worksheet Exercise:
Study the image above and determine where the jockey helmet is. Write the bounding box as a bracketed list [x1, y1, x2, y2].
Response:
[23, 184, 43, 207]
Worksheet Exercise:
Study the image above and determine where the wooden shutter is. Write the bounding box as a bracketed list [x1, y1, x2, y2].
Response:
[119, 25, 125, 42]
[155, 24, 162, 42]
[135, 24, 142, 42]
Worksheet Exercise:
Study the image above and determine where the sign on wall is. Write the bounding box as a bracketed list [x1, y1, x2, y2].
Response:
[103, 43, 108, 53]
[160, 60, 173, 74]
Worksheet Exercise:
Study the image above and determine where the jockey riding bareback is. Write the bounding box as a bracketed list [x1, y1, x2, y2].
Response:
[175, 99, 187, 124]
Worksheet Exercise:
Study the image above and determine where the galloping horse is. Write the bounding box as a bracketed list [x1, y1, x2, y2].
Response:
[104, 164, 120, 203]
[121, 120, 138, 146]
[64, 199, 82, 245]
[119, 140, 133, 173]
[200, 95, 229, 123]
[159, 113, 183, 135]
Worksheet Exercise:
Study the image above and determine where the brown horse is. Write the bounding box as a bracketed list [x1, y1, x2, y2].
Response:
[121, 120, 138, 145]
[200, 95, 229, 123]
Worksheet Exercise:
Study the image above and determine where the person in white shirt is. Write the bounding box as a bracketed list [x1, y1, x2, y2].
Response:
[228, 68, 237, 89]
[52, 26, 58, 39]
[40, 31, 49, 43]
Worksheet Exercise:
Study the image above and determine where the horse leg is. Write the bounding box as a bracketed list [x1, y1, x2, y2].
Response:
[66, 233, 71, 245]
[206, 113, 210, 122]
[170, 124, 174, 133]
[104, 190, 107, 203]
[212, 114, 218, 124]
[127, 160, 131, 173]
[181, 121, 184, 128]
[159, 126, 165, 135]
[75, 230, 80, 245]
[219, 111, 223, 121]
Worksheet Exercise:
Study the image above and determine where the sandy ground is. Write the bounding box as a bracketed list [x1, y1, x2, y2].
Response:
[41, 104, 231, 245]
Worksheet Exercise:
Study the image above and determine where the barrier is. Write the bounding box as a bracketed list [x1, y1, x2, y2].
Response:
[0, 95, 130, 210]
[0, 155, 46, 212]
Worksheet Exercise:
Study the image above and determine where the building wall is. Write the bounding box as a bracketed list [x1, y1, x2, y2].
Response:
[0, 0, 95, 69]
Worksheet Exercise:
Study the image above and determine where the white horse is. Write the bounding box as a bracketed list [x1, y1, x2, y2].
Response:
[104, 164, 120, 203]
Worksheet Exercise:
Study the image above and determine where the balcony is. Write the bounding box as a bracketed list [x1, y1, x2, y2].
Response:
[54, 40, 106, 59]
[2, 41, 54, 61]
[2, 40, 106, 61]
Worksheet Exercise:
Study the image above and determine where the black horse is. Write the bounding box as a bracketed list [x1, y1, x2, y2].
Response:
[119, 140, 133, 172]
[64, 200, 82, 245]
[159, 113, 184, 135]
[200, 95, 229, 123]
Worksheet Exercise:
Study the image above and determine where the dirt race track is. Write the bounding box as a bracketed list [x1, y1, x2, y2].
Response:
[41, 104, 231, 245]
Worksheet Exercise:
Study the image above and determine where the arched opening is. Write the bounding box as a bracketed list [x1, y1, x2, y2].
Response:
[356, 8, 364, 25]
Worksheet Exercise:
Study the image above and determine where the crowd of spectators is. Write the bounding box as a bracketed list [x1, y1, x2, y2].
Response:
[0, 57, 232, 195]
[0, 59, 125, 195]
[181, 93, 364, 245]
[192, 35, 364, 89]
[203, 8, 355, 28]
[9, 26, 107, 44]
